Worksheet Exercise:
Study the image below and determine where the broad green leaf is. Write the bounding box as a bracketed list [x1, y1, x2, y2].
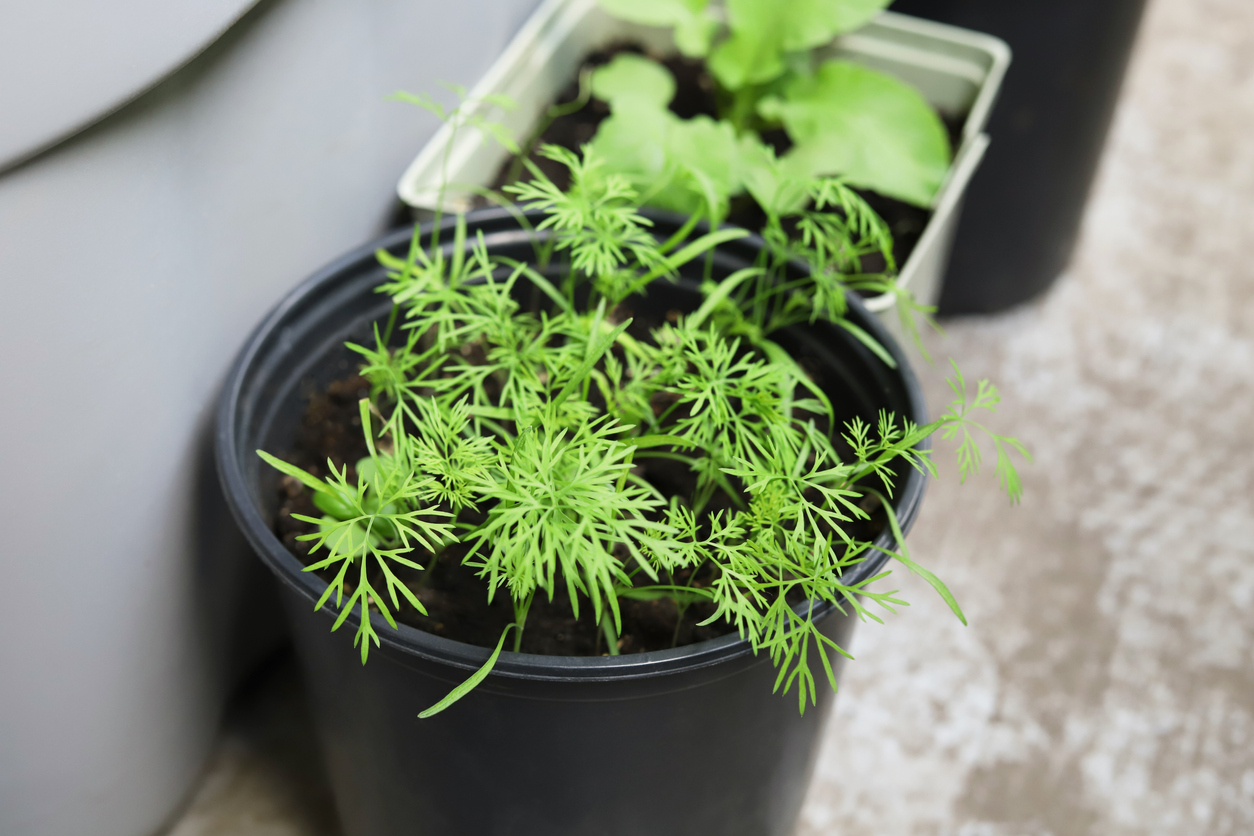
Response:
[707, 1, 786, 90]
[709, 0, 889, 89]
[673, 12, 720, 57]
[588, 105, 673, 188]
[591, 109, 742, 217]
[588, 59, 744, 214]
[313, 489, 358, 521]
[596, 0, 716, 57]
[658, 116, 741, 217]
[735, 134, 811, 217]
[779, 0, 891, 51]
[418, 625, 514, 718]
[316, 518, 380, 554]
[596, 0, 706, 27]
[591, 54, 676, 109]
[762, 61, 951, 206]
[355, 456, 380, 487]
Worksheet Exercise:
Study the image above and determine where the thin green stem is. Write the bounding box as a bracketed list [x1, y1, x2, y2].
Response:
[724, 83, 767, 135]
[600, 609, 621, 656]
[513, 591, 535, 652]
[505, 69, 592, 187]
[430, 112, 462, 254]
[381, 303, 401, 348]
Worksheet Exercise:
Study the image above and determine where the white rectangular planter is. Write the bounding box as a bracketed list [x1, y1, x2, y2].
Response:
[397, 0, 1009, 316]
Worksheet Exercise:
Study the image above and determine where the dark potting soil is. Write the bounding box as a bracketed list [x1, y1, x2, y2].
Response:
[274, 299, 889, 657]
[487, 43, 963, 276]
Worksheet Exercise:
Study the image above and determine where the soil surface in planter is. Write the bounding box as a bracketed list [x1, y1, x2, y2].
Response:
[487, 43, 964, 276]
[273, 301, 889, 656]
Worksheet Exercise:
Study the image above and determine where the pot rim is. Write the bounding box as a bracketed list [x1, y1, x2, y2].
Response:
[215, 206, 930, 682]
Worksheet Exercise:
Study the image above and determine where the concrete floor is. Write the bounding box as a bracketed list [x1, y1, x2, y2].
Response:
[166, 0, 1254, 832]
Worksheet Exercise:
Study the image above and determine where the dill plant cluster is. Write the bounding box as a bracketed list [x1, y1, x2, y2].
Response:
[260, 104, 1025, 717]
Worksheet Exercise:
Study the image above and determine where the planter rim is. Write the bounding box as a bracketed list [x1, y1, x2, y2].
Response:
[215, 206, 930, 683]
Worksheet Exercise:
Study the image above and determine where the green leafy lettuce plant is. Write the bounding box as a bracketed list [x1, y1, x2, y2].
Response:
[587, 0, 950, 211]
[259, 93, 1025, 718]
[494, 0, 957, 352]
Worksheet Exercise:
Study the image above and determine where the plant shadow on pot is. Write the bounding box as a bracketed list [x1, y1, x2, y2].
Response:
[216, 207, 928, 836]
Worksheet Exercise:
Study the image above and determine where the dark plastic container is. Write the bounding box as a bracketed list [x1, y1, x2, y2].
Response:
[892, 0, 1149, 313]
[216, 208, 929, 836]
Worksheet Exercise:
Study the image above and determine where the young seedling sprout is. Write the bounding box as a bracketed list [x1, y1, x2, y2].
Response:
[259, 89, 1027, 718]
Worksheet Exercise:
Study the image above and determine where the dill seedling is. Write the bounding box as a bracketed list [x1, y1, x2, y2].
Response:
[260, 95, 1026, 718]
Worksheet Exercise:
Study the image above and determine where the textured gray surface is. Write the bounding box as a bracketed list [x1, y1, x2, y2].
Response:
[166, 0, 1254, 832]
[0, 0, 257, 170]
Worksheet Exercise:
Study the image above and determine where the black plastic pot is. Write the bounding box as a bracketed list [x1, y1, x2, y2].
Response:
[892, 0, 1148, 314]
[216, 208, 930, 836]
